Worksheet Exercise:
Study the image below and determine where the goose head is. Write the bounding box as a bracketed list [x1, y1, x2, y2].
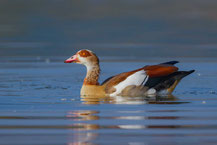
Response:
[64, 49, 99, 69]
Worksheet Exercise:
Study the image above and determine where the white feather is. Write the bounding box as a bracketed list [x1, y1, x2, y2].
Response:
[110, 70, 147, 96]
[146, 88, 156, 95]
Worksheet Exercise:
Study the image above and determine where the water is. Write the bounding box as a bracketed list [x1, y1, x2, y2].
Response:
[0, 57, 217, 145]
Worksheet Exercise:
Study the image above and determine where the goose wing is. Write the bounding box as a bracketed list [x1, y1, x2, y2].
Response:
[103, 62, 178, 96]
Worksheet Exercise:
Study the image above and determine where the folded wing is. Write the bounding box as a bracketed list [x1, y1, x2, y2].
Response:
[102, 62, 179, 96]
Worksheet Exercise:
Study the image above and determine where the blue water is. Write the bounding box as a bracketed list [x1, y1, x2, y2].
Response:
[0, 57, 217, 145]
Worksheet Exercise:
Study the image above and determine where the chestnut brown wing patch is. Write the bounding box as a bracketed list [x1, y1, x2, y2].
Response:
[144, 65, 178, 77]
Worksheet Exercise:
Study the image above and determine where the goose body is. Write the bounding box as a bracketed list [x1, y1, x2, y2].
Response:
[65, 50, 194, 97]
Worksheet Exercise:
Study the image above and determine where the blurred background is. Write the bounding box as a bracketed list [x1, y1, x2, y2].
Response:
[0, 0, 217, 58]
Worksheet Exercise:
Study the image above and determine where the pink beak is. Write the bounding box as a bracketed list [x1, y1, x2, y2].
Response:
[64, 55, 78, 63]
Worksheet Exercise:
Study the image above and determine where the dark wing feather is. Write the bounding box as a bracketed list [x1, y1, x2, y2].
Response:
[160, 61, 179, 65]
[144, 70, 195, 91]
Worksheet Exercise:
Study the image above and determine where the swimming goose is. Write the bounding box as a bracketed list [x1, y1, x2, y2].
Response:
[64, 49, 194, 97]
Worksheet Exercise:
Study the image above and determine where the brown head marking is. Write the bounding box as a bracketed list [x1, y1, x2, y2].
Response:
[78, 50, 92, 57]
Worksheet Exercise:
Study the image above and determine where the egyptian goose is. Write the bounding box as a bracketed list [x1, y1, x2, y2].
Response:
[64, 49, 194, 97]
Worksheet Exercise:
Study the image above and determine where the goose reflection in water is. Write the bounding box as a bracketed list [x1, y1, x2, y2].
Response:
[66, 110, 100, 121]
[65, 114, 196, 145]
[65, 96, 189, 145]
[80, 94, 188, 105]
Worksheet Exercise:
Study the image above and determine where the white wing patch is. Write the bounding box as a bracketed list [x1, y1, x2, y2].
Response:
[110, 70, 147, 97]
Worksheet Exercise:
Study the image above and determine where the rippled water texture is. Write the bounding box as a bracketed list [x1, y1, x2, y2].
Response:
[0, 57, 217, 145]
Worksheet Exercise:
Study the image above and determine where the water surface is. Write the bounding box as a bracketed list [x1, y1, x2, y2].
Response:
[0, 57, 217, 145]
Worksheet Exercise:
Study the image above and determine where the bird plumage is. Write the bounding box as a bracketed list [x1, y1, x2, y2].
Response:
[65, 50, 195, 97]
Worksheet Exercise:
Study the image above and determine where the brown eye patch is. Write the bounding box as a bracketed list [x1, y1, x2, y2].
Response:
[78, 50, 92, 57]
